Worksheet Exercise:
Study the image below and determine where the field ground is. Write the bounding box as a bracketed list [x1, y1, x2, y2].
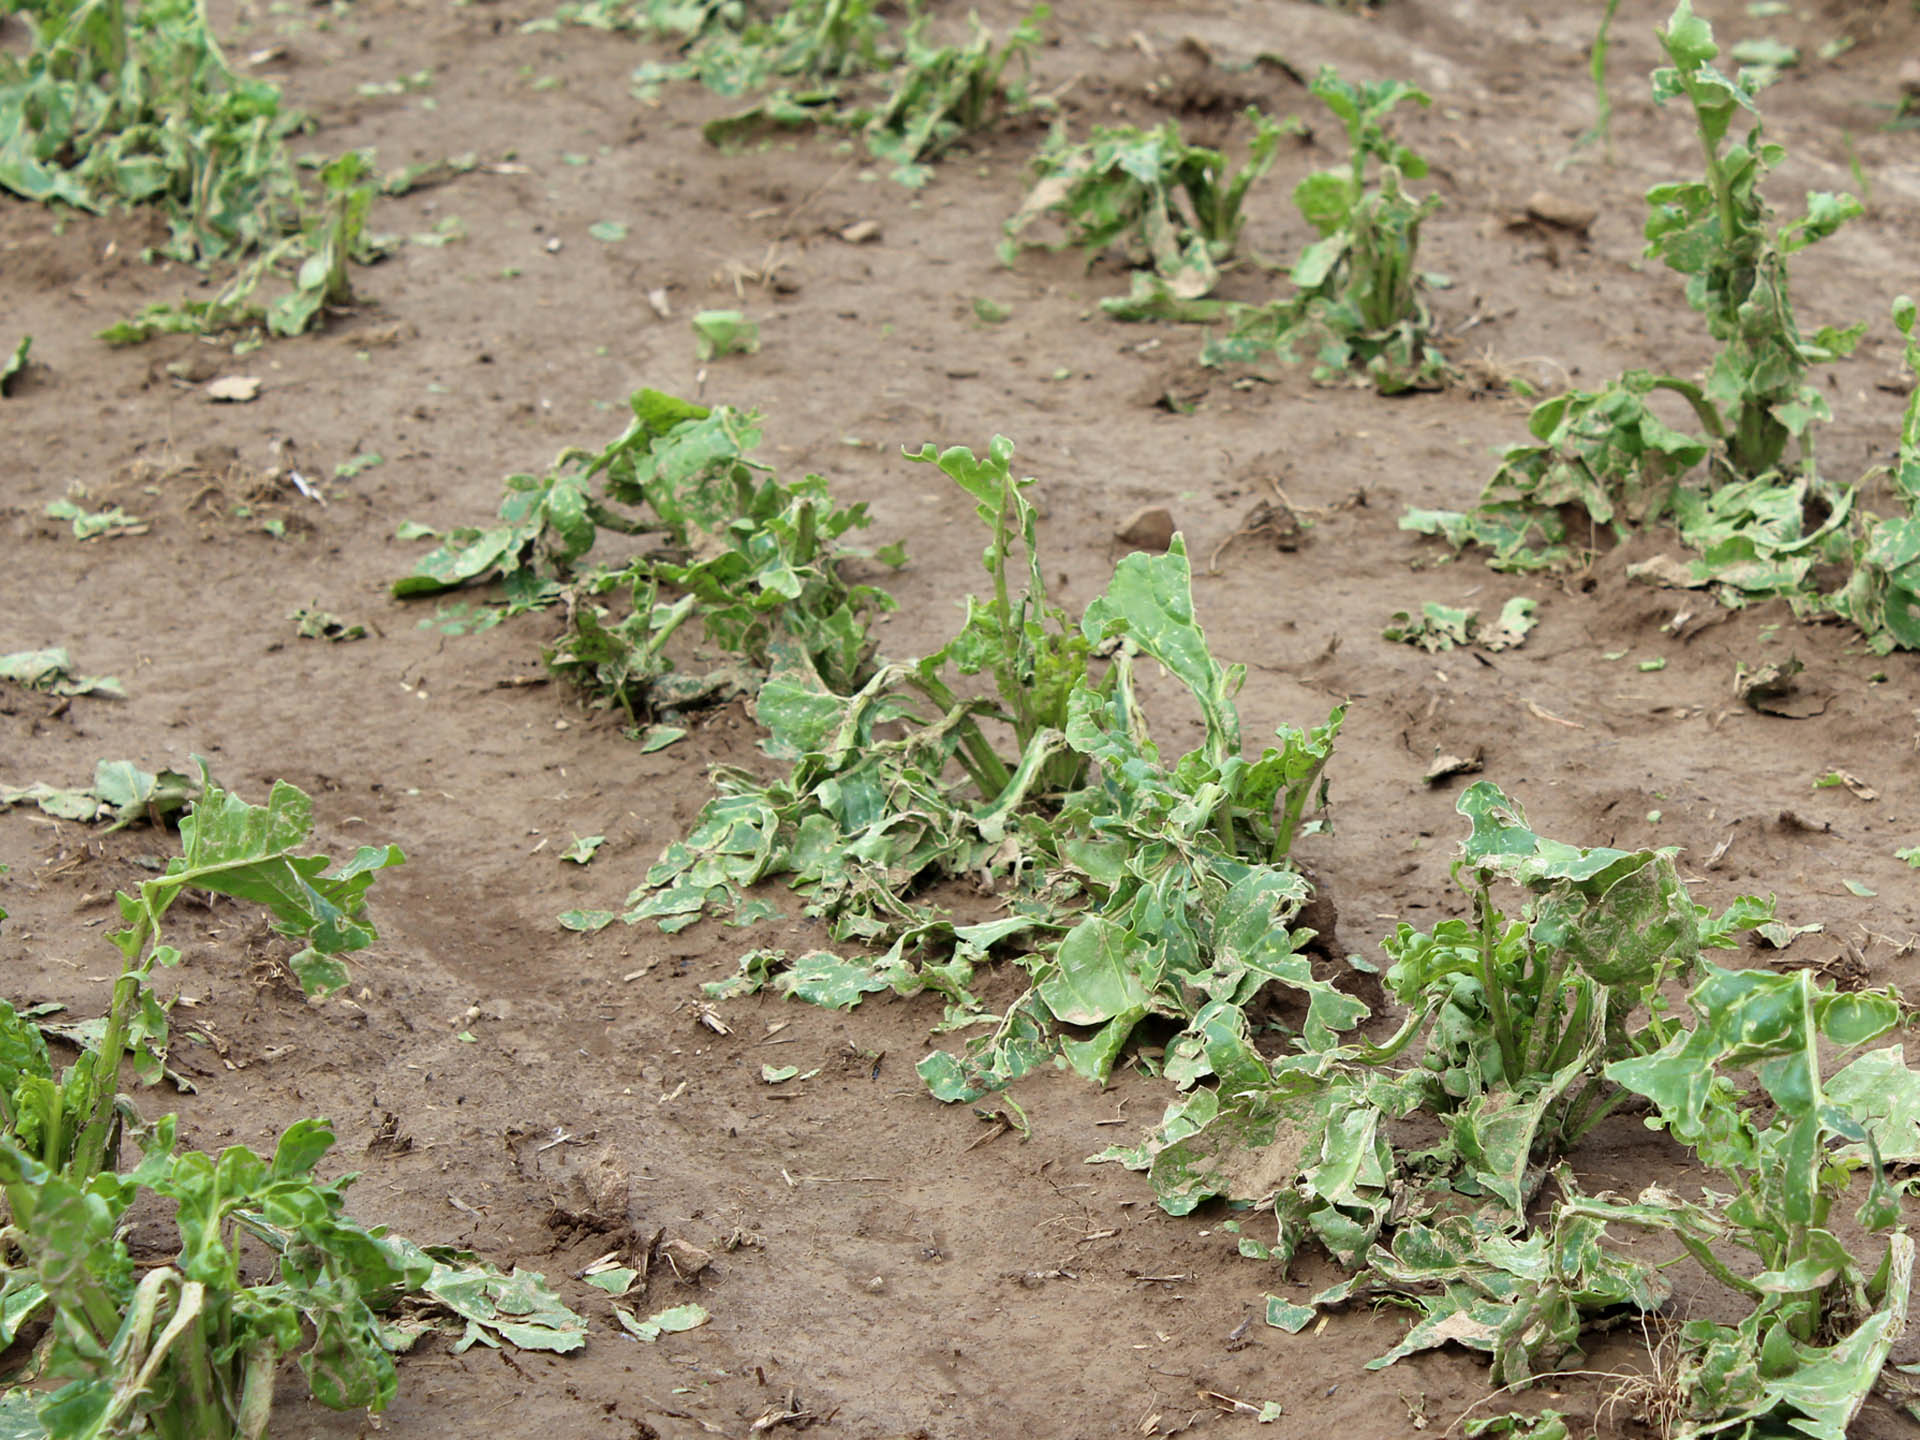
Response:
[6, 0, 1920, 1434]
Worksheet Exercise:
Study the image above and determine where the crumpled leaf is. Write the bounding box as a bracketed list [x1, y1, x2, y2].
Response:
[614, 1301, 709, 1342]
[0, 648, 123, 698]
[403, 1248, 587, 1353]
[0, 761, 199, 830]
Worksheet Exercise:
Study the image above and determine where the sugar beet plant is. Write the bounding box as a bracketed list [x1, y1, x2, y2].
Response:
[0, 0, 303, 263]
[0, 769, 581, 1438]
[1831, 295, 1920, 650]
[614, 423, 1352, 1115]
[1201, 68, 1447, 393]
[395, 390, 899, 730]
[1407, 1, 1869, 603]
[1097, 784, 1920, 1436]
[1001, 106, 1297, 315]
[100, 148, 386, 347]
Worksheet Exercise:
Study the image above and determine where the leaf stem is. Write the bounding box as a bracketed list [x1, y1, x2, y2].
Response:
[1474, 884, 1521, 1083]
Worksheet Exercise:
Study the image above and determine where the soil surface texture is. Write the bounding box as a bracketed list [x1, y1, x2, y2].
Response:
[6, 0, 1920, 1436]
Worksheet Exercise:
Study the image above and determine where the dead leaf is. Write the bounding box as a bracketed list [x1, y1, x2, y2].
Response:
[1735, 658, 1826, 717]
[1821, 769, 1878, 801]
[1424, 751, 1483, 785]
[206, 376, 262, 403]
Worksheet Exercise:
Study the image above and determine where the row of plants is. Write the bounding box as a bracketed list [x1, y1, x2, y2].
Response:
[604, 0, 1920, 660]
[0, 771, 584, 1437]
[395, 373, 1920, 1432]
[526, 0, 1053, 187]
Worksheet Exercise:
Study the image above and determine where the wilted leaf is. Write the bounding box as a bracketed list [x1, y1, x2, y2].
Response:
[0, 648, 123, 698]
[614, 1302, 709, 1342]
[413, 1251, 587, 1353]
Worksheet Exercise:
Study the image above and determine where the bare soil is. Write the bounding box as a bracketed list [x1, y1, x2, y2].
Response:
[6, 0, 1920, 1435]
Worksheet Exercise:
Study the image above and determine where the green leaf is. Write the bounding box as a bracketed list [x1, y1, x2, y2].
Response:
[615, 1301, 710, 1341]
[0, 335, 30, 397]
[117, 765, 404, 993]
[1080, 537, 1239, 758]
[560, 835, 605, 865]
[1036, 915, 1152, 1026]
[416, 1252, 587, 1353]
[691, 310, 760, 359]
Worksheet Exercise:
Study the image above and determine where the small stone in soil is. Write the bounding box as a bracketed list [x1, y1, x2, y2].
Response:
[1524, 190, 1598, 234]
[1116, 505, 1176, 552]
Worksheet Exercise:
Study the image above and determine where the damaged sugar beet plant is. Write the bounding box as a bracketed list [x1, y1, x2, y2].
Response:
[1001, 103, 1298, 317]
[1199, 67, 1448, 393]
[393, 388, 901, 737]
[1405, 0, 1903, 640]
[0, 769, 582, 1440]
[627, 419, 1355, 1117]
[700, 5, 1050, 188]
[2, 1, 393, 345]
[1098, 782, 1920, 1437]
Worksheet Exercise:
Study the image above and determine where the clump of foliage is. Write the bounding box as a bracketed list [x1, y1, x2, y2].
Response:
[99, 149, 387, 346]
[1, 1, 398, 344]
[0, 770, 582, 1438]
[0, 1118, 433, 1439]
[630, 0, 890, 98]
[525, 0, 742, 38]
[0, 0, 304, 262]
[1200, 68, 1447, 393]
[393, 390, 900, 727]
[1100, 782, 1920, 1435]
[626, 433, 1351, 1114]
[1002, 106, 1296, 313]
[700, 6, 1048, 187]
[4, 766, 405, 1186]
[1406, 1, 1866, 600]
[1830, 296, 1920, 651]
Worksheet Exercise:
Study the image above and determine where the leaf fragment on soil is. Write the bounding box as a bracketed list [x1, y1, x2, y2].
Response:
[560, 835, 606, 865]
[0, 648, 124, 698]
[0, 761, 199, 829]
[614, 1302, 709, 1342]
